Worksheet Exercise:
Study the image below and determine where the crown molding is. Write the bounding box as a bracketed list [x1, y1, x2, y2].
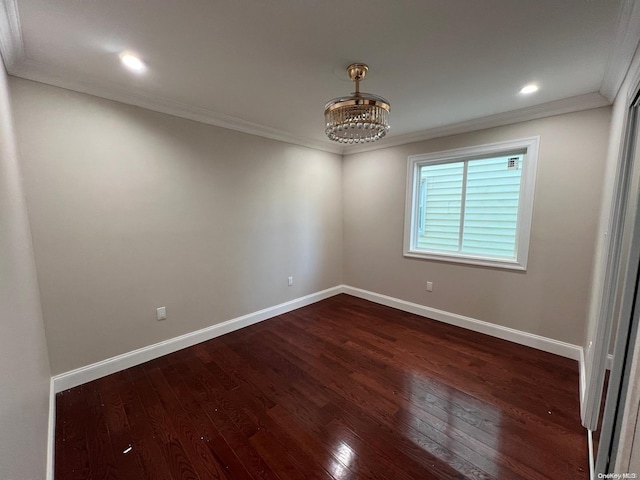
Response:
[5, 57, 612, 158]
[343, 92, 611, 155]
[0, 5, 343, 154]
[600, 0, 640, 101]
[0, 0, 23, 70]
[10, 58, 612, 157]
[0, 0, 615, 157]
[11, 59, 343, 154]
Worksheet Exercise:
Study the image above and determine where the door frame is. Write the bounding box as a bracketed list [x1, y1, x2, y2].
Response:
[595, 76, 640, 473]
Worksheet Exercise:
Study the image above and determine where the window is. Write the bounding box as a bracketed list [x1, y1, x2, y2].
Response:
[404, 137, 539, 270]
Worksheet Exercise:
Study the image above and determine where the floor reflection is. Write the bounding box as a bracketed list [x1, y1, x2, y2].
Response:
[328, 441, 357, 479]
[401, 368, 504, 477]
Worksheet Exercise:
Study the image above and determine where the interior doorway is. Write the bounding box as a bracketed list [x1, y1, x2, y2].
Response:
[594, 82, 640, 474]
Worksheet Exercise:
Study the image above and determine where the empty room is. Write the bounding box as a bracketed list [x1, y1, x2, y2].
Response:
[3, 1, 640, 479]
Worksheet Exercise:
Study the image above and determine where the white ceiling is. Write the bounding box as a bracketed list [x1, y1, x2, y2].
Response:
[0, 0, 630, 153]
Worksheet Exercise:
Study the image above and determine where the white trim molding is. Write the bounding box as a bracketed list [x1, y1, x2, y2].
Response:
[600, 0, 640, 101]
[51, 284, 590, 393]
[52, 286, 343, 392]
[8, 62, 611, 157]
[0, 15, 610, 159]
[343, 285, 582, 360]
[580, 350, 614, 475]
[0, 0, 23, 70]
[47, 378, 55, 480]
[10, 59, 343, 155]
[47, 284, 591, 476]
[581, 348, 587, 406]
[403, 137, 539, 271]
[588, 429, 596, 480]
[0, 0, 618, 156]
[345, 93, 610, 155]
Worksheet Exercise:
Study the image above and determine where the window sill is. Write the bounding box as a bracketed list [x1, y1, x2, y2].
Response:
[403, 250, 527, 271]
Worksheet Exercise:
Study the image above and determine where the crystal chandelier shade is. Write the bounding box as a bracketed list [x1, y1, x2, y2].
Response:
[324, 64, 390, 144]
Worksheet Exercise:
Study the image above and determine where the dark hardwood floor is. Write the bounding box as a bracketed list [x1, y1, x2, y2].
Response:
[55, 294, 588, 479]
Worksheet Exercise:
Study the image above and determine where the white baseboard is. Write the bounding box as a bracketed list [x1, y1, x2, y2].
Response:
[47, 378, 55, 480]
[588, 429, 595, 480]
[579, 352, 613, 429]
[342, 285, 582, 361]
[580, 348, 587, 406]
[52, 286, 343, 392]
[52, 284, 589, 393]
[46, 283, 602, 479]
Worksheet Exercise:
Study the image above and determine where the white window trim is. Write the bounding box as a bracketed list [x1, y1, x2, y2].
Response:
[403, 136, 539, 271]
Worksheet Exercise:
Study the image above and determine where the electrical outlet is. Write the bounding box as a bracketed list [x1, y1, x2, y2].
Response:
[157, 306, 167, 321]
[426, 281, 433, 292]
[288, 276, 293, 286]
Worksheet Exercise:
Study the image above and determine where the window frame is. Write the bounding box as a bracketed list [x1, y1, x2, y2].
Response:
[403, 137, 539, 271]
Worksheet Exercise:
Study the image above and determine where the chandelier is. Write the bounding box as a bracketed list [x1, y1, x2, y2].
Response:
[324, 63, 390, 144]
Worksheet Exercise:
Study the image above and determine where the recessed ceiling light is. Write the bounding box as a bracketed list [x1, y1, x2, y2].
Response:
[119, 52, 145, 72]
[519, 84, 539, 94]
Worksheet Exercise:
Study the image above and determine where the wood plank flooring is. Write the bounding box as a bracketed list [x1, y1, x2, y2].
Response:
[55, 294, 588, 479]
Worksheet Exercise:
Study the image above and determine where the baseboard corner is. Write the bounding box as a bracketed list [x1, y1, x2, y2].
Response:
[52, 285, 344, 392]
[341, 285, 582, 361]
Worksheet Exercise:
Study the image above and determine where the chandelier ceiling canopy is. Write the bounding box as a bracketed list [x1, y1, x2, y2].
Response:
[324, 63, 390, 144]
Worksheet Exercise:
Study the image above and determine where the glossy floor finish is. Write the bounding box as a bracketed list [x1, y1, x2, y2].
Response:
[55, 294, 588, 479]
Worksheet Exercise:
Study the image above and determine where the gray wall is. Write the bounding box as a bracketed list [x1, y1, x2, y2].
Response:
[6, 77, 611, 372]
[343, 108, 611, 345]
[0, 69, 51, 477]
[10, 77, 343, 375]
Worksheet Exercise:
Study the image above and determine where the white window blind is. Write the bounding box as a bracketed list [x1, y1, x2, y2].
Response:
[417, 155, 523, 258]
[417, 162, 463, 252]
